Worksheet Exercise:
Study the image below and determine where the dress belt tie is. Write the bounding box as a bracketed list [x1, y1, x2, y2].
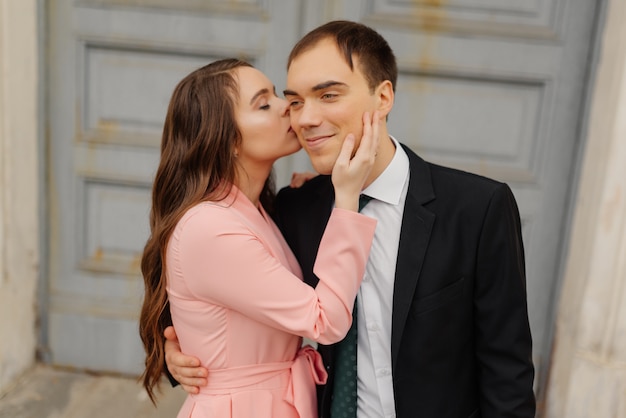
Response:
[191, 345, 327, 417]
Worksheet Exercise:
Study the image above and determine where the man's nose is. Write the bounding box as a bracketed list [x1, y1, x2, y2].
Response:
[293, 102, 321, 128]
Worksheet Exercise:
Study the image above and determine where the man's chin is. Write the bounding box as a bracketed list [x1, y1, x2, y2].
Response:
[307, 153, 338, 176]
[310, 162, 333, 176]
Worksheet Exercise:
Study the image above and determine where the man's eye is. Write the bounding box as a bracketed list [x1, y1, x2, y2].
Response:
[260, 104, 270, 110]
[321, 93, 337, 99]
[289, 101, 302, 108]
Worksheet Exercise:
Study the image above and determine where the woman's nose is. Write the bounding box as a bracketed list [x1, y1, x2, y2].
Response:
[280, 98, 290, 116]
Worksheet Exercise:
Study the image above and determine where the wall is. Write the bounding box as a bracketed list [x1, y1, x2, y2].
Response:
[545, 0, 626, 416]
[0, 0, 40, 392]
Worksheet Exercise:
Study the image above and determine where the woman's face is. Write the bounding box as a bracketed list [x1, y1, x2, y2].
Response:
[234, 66, 301, 168]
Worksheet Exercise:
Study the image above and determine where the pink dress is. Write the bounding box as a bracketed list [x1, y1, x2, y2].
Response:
[166, 186, 376, 418]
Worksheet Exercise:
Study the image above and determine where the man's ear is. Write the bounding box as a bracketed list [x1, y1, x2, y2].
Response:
[375, 80, 394, 119]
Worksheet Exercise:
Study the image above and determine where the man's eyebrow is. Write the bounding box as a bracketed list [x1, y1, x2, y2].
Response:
[283, 80, 347, 97]
[249, 87, 271, 105]
[312, 80, 347, 91]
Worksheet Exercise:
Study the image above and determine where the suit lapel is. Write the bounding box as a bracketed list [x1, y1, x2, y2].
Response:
[391, 146, 436, 370]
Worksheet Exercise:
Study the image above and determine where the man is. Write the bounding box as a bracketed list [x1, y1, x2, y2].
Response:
[165, 20, 536, 417]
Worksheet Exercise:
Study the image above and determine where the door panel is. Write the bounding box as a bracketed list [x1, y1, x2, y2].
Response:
[48, 0, 302, 374]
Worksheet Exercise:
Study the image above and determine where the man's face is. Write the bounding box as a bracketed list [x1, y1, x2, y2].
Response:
[285, 38, 378, 174]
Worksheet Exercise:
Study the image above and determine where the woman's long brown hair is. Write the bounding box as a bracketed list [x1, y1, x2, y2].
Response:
[138, 58, 275, 404]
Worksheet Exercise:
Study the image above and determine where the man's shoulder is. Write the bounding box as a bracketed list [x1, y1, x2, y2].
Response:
[274, 175, 333, 230]
[429, 162, 503, 189]
[276, 175, 332, 205]
[402, 144, 510, 201]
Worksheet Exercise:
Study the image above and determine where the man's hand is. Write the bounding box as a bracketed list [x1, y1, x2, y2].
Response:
[164, 326, 208, 394]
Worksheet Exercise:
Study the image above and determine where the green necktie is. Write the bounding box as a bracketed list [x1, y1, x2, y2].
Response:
[330, 194, 372, 418]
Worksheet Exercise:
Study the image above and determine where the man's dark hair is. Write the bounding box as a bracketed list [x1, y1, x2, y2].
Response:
[288, 20, 398, 93]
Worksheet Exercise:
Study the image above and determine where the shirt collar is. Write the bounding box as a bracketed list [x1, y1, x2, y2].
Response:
[361, 135, 410, 206]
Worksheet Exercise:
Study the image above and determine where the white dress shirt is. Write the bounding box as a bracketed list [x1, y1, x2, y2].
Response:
[356, 136, 410, 418]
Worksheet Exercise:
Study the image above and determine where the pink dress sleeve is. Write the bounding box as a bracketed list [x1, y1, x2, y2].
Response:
[171, 206, 376, 345]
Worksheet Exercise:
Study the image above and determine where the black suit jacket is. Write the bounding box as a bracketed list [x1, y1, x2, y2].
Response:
[274, 145, 536, 418]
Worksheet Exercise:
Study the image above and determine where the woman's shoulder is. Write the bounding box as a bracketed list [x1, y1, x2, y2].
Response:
[176, 201, 239, 236]
[182, 200, 227, 218]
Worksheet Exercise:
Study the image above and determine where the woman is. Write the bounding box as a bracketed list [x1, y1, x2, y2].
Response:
[139, 58, 379, 418]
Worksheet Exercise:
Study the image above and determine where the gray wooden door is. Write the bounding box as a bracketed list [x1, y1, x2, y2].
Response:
[47, 0, 302, 374]
[47, 0, 599, 401]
